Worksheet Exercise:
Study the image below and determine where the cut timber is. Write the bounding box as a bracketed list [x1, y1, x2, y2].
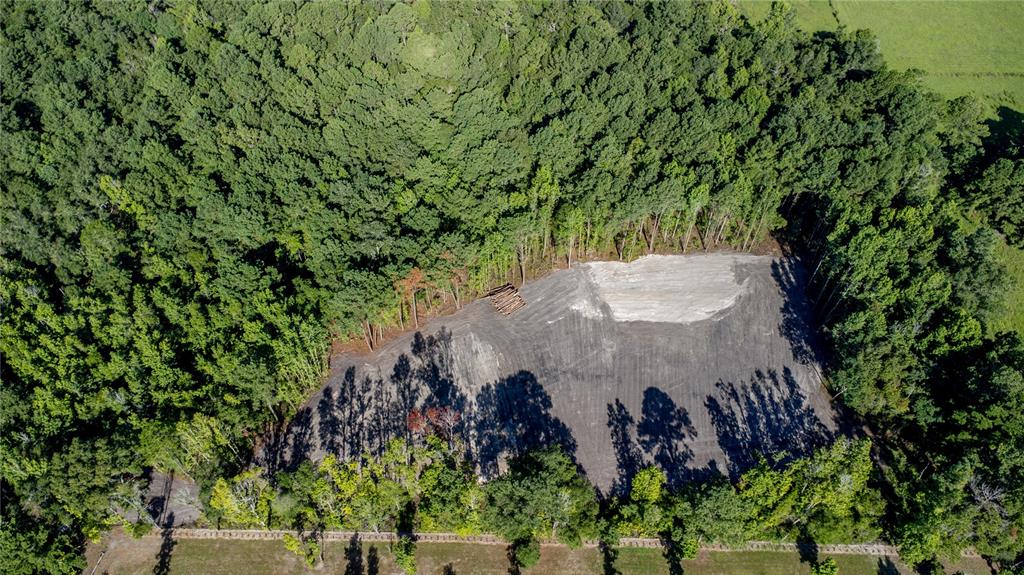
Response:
[485, 283, 526, 316]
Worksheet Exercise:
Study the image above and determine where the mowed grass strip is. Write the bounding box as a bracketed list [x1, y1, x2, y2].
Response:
[835, 0, 1024, 106]
[834, 0, 1024, 75]
[85, 532, 939, 575]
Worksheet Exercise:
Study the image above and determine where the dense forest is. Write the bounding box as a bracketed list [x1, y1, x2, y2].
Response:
[1, 1, 1023, 573]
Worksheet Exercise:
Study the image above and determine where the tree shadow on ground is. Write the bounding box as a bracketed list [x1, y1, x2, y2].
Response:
[637, 387, 698, 488]
[152, 512, 175, 575]
[599, 541, 621, 575]
[608, 388, 720, 494]
[985, 106, 1024, 156]
[505, 544, 522, 575]
[705, 367, 833, 480]
[473, 370, 577, 478]
[318, 384, 343, 457]
[269, 406, 315, 471]
[343, 533, 362, 575]
[877, 556, 900, 575]
[771, 259, 825, 367]
[345, 368, 375, 458]
[271, 327, 574, 480]
[661, 534, 686, 575]
[268, 328, 473, 471]
[367, 546, 379, 575]
[797, 532, 819, 566]
[374, 352, 420, 453]
[412, 330, 464, 410]
[607, 399, 644, 496]
[413, 330, 469, 443]
[324, 330, 467, 458]
[145, 470, 173, 527]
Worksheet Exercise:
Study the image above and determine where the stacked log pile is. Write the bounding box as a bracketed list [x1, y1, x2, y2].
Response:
[485, 283, 525, 316]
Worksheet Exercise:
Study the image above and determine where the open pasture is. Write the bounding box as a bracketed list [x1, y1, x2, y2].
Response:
[740, 0, 1024, 112]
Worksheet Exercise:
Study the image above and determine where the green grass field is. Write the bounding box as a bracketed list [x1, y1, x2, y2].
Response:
[741, 1, 1024, 335]
[992, 240, 1024, 335]
[739, 0, 1024, 113]
[84, 532, 996, 575]
[86, 538, 892, 575]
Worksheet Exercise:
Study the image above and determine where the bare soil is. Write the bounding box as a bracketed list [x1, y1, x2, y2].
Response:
[260, 253, 849, 494]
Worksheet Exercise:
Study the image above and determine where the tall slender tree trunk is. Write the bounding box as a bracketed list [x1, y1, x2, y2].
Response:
[810, 218, 825, 247]
[629, 221, 642, 256]
[813, 273, 833, 304]
[714, 214, 729, 245]
[750, 212, 766, 251]
[518, 244, 526, 285]
[362, 320, 373, 351]
[668, 212, 681, 245]
[585, 220, 592, 259]
[639, 218, 652, 254]
[682, 211, 696, 254]
[818, 274, 847, 314]
[744, 206, 769, 252]
[648, 213, 661, 253]
[821, 286, 850, 323]
[741, 221, 755, 253]
[451, 281, 461, 309]
[809, 251, 828, 285]
[412, 291, 418, 329]
[703, 209, 716, 251]
[781, 193, 796, 217]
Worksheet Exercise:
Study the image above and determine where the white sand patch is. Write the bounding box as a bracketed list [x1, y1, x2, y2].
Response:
[452, 332, 502, 392]
[569, 293, 603, 318]
[576, 254, 760, 323]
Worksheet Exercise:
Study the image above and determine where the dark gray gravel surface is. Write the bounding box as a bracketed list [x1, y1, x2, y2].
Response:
[260, 254, 846, 494]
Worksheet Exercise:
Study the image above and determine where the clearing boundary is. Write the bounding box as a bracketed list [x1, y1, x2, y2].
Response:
[262, 254, 846, 495]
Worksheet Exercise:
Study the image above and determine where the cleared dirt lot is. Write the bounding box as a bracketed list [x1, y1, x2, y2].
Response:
[261, 253, 845, 493]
